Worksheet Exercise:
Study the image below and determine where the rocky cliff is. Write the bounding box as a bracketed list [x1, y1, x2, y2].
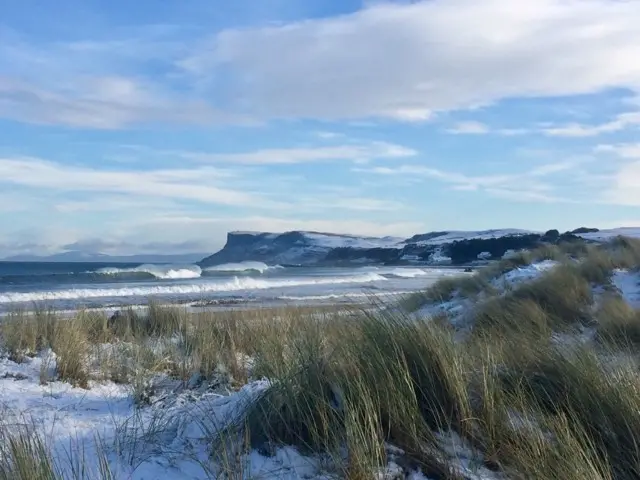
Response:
[198, 228, 592, 267]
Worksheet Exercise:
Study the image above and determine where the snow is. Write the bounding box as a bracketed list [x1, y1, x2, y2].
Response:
[302, 232, 405, 250]
[435, 431, 503, 480]
[232, 229, 537, 255]
[413, 229, 534, 246]
[502, 249, 524, 259]
[415, 298, 469, 326]
[576, 227, 640, 242]
[229, 231, 264, 236]
[0, 348, 493, 479]
[0, 337, 507, 480]
[0, 351, 315, 479]
[493, 260, 559, 288]
[428, 248, 452, 264]
[612, 269, 640, 308]
[413, 261, 560, 331]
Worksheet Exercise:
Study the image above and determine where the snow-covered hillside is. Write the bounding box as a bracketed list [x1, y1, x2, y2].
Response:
[198, 231, 407, 267]
[575, 227, 640, 242]
[198, 228, 546, 267]
[406, 229, 535, 246]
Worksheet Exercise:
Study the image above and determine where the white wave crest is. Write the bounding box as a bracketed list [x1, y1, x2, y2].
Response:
[204, 261, 280, 274]
[95, 264, 202, 280]
[278, 290, 417, 302]
[388, 268, 430, 278]
[0, 273, 387, 304]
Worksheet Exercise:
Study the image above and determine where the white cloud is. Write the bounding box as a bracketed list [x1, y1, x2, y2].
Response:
[5, 1, 640, 126]
[358, 158, 586, 202]
[132, 215, 425, 244]
[0, 157, 275, 207]
[315, 131, 345, 140]
[543, 112, 640, 137]
[0, 76, 245, 129]
[0, 27, 245, 128]
[484, 188, 567, 204]
[360, 165, 511, 189]
[299, 197, 406, 212]
[596, 143, 640, 159]
[0, 212, 425, 256]
[605, 161, 640, 206]
[446, 121, 490, 134]
[181, 141, 416, 164]
[445, 122, 532, 136]
[51, 195, 182, 214]
[181, 0, 640, 121]
[597, 143, 640, 206]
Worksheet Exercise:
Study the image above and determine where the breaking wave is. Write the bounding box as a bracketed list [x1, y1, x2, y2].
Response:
[386, 268, 430, 279]
[95, 264, 203, 280]
[0, 272, 388, 304]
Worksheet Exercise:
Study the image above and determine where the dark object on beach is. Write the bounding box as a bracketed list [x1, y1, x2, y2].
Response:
[108, 310, 123, 328]
[464, 267, 473, 273]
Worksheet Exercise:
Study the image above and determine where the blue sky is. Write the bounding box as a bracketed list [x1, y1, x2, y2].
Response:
[1, 0, 640, 256]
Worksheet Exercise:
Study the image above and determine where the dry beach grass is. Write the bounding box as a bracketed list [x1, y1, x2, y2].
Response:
[1, 238, 640, 478]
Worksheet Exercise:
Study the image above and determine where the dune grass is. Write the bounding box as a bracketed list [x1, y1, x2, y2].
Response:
[595, 294, 640, 348]
[2, 237, 640, 478]
[0, 426, 114, 480]
[2, 302, 639, 478]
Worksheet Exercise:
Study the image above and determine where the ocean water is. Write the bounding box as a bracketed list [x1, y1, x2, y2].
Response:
[0, 261, 465, 314]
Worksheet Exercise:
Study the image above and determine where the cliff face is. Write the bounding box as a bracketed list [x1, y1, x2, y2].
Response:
[198, 229, 587, 267]
[198, 231, 401, 266]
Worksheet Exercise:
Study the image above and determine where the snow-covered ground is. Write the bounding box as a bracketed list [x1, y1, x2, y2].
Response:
[612, 269, 640, 308]
[0, 349, 360, 479]
[0, 351, 287, 479]
[0, 350, 499, 479]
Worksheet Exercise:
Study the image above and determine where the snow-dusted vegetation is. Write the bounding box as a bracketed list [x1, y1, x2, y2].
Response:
[2, 237, 640, 479]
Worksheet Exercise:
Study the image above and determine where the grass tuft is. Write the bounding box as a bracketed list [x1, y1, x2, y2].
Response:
[595, 294, 640, 348]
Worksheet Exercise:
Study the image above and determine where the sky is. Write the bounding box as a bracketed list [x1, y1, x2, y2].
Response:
[1, 0, 640, 257]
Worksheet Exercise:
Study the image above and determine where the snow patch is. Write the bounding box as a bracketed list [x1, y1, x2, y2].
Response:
[612, 269, 640, 308]
[494, 260, 559, 288]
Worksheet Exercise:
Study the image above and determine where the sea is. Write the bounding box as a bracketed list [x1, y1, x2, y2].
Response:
[0, 261, 466, 315]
